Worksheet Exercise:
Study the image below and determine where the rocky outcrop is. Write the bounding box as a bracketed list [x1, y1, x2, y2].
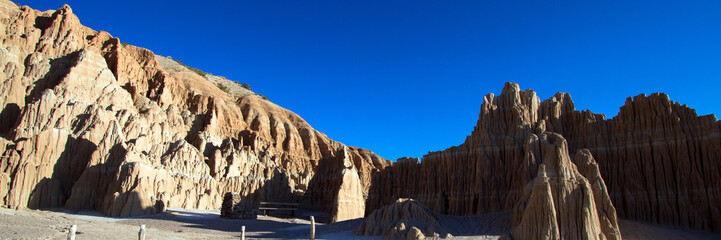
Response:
[355, 198, 452, 240]
[366, 83, 544, 216]
[367, 82, 721, 232]
[544, 92, 721, 232]
[220, 192, 257, 219]
[301, 146, 366, 222]
[154, 55, 256, 99]
[573, 149, 621, 240]
[330, 147, 365, 222]
[0, 1, 390, 217]
[510, 132, 620, 240]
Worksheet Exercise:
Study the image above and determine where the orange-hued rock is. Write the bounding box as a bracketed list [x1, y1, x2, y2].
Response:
[330, 147, 366, 222]
[0, 1, 390, 217]
[510, 133, 620, 240]
[367, 82, 721, 232]
[301, 146, 367, 222]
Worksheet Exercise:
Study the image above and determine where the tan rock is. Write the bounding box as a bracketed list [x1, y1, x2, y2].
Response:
[573, 149, 621, 240]
[511, 133, 619, 240]
[0, 1, 390, 218]
[366, 82, 542, 216]
[355, 198, 449, 240]
[367, 82, 721, 232]
[407, 227, 425, 240]
[331, 146, 365, 222]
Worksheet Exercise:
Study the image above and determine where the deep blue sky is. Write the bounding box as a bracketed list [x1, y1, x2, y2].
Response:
[21, 1, 721, 160]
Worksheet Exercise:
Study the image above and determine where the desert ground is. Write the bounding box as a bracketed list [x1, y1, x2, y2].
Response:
[2, 207, 720, 240]
[0, 207, 372, 240]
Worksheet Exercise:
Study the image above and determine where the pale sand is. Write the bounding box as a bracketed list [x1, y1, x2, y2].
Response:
[0, 207, 378, 239]
[618, 219, 721, 240]
[2, 207, 720, 239]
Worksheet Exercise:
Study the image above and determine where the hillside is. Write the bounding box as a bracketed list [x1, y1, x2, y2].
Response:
[2, 1, 721, 239]
[0, 1, 390, 220]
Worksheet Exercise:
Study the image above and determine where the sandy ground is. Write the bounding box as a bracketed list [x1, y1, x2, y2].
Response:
[2, 207, 720, 240]
[618, 219, 721, 240]
[436, 211, 512, 239]
[0, 207, 378, 240]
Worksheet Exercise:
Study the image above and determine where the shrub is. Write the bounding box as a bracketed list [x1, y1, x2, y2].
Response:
[187, 67, 206, 78]
[216, 83, 228, 93]
[241, 83, 251, 90]
[171, 58, 207, 79]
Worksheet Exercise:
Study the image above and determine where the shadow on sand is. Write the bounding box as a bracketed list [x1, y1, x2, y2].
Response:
[115, 208, 365, 239]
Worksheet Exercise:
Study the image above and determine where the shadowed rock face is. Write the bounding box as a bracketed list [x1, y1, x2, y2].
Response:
[0, 1, 390, 217]
[355, 198, 452, 240]
[367, 82, 721, 232]
[511, 132, 620, 240]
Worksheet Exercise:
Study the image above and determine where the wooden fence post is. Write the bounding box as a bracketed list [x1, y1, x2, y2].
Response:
[67, 225, 76, 240]
[138, 224, 146, 240]
[310, 216, 316, 240]
[241, 225, 245, 240]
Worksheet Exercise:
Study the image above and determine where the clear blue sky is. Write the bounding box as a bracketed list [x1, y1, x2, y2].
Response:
[21, 1, 721, 160]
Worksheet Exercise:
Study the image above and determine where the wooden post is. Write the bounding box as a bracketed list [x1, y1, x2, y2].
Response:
[310, 216, 316, 240]
[241, 226, 245, 240]
[67, 225, 76, 240]
[138, 224, 146, 240]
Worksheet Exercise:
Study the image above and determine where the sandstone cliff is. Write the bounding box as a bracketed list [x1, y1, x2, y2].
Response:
[510, 132, 620, 240]
[0, 1, 390, 218]
[367, 82, 721, 232]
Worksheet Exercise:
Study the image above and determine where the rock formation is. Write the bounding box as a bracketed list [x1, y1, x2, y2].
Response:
[510, 132, 620, 240]
[355, 198, 452, 240]
[366, 82, 721, 232]
[330, 146, 366, 222]
[220, 192, 257, 219]
[2, 0, 719, 236]
[0, 1, 390, 217]
[573, 149, 621, 240]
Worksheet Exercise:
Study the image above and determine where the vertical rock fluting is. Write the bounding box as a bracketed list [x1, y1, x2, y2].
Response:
[367, 82, 721, 232]
[355, 198, 451, 240]
[573, 149, 621, 240]
[330, 147, 366, 222]
[367, 82, 541, 216]
[0, 1, 390, 217]
[543, 93, 721, 232]
[301, 146, 368, 222]
[510, 132, 620, 240]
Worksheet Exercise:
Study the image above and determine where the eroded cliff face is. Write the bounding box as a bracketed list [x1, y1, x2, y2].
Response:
[355, 198, 452, 240]
[367, 82, 721, 232]
[511, 133, 620, 240]
[0, 1, 390, 217]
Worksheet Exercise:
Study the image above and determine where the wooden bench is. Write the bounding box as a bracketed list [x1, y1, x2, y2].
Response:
[258, 202, 299, 216]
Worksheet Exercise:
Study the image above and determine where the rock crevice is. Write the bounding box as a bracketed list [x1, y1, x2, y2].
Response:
[0, 1, 390, 217]
[367, 82, 721, 232]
